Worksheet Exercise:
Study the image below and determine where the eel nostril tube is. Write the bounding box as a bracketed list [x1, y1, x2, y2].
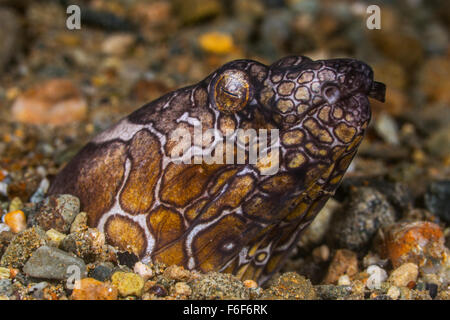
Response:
[368, 81, 386, 102]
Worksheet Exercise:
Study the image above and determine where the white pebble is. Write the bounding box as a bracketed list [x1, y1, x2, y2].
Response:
[375, 112, 400, 145]
[366, 265, 388, 290]
[338, 274, 351, 286]
[101, 34, 136, 56]
[133, 262, 153, 281]
[0, 223, 11, 234]
[38, 178, 50, 193]
[0, 182, 7, 197]
[36, 166, 47, 177]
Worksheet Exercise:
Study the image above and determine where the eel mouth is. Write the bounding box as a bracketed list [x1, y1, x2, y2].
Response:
[368, 81, 386, 102]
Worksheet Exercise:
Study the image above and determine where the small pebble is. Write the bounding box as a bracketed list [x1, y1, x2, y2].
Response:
[60, 228, 105, 262]
[9, 268, 18, 279]
[337, 275, 351, 286]
[388, 263, 419, 287]
[133, 262, 153, 281]
[70, 212, 88, 233]
[297, 199, 339, 249]
[312, 245, 330, 262]
[71, 278, 118, 300]
[0, 267, 9, 280]
[261, 273, 316, 300]
[3, 210, 26, 233]
[28, 282, 49, 299]
[328, 187, 396, 251]
[366, 265, 388, 290]
[45, 228, 66, 247]
[243, 279, 258, 289]
[386, 286, 401, 300]
[323, 249, 358, 284]
[163, 265, 191, 281]
[0, 224, 10, 234]
[89, 263, 113, 282]
[148, 283, 168, 297]
[101, 33, 136, 56]
[8, 197, 23, 212]
[0, 279, 12, 297]
[374, 112, 400, 145]
[314, 284, 353, 300]
[30, 178, 50, 204]
[111, 271, 144, 297]
[23, 245, 87, 280]
[11, 79, 87, 125]
[198, 32, 234, 54]
[426, 283, 438, 299]
[174, 282, 192, 296]
[381, 221, 445, 268]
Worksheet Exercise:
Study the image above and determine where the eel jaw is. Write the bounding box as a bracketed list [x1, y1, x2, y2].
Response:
[368, 81, 386, 102]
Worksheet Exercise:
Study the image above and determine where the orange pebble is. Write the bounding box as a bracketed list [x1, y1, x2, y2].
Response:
[243, 279, 258, 289]
[383, 221, 445, 268]
[198, 32, 235, 55]
[4, 210, 27, 233]
[9, 268, 19, 279]
[71, 278, 118, 300]
[11, 79, 87, 126]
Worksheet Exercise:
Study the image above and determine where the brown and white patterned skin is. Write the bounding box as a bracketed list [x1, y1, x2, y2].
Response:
[48, 55, 385, 285]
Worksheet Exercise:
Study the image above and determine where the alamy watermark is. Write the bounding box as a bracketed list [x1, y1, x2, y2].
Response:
[66, 265, 82, 289]
[66, 5, 81, 30]
[169, 126, 280, 175]
[65, 4, 382, 31]
[366, 5, 381, 30]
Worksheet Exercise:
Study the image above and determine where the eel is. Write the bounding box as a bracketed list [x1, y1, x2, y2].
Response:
[48, 55, 386, 285]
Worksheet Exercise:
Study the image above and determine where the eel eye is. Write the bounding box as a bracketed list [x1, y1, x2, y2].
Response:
[212, 70, 250, 114]
[322, 83, 341, 104]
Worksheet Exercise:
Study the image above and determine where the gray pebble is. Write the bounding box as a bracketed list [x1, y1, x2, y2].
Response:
[425, 180, 450, 223]
[315, 284, 352, 300]
[28, 281, 49, 299]
[0, 279, 12, 296]
[337, 178, 413, 213]
[23, 245, 87, 280]
[327, 187, 397, 251]
[89, 263, 114, 282]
